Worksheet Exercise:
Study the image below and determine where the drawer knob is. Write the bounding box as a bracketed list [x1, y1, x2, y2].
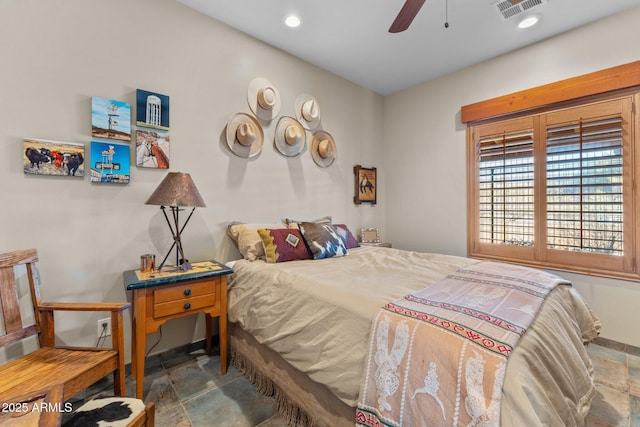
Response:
[184, 303, 191, 310]
[184, 289, 191, 296]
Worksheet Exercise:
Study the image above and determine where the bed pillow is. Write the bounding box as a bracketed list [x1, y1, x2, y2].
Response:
[227, 222, 283, 261]
[257, 228, 312, 263]
[298, 221, 347, 260]
[284, 215, 332, 229]
[333, 224, 360, 249]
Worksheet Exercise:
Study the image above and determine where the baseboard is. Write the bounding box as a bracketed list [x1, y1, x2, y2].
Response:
[124, 336, 216, 376]
[593, 336, 640, 357]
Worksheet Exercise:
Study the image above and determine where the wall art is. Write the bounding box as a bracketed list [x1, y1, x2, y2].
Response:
[23, 138, 85, 177]
[136, 129, 170, 168]
[89, 141, 130, 184]
[354, 165, 377, 204]
[136, 89, 170, 131]
[91, 96, 131, 142]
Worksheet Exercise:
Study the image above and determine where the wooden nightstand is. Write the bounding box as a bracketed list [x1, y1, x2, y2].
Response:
[124, 261, 233, 399]
[360, 242, 392, 248]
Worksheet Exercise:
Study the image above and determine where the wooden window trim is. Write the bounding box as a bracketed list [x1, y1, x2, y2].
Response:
[461, 61, 640, 124]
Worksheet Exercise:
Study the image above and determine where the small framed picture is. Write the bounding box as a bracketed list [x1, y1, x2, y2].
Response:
[23, 138, 85, 177]
[90, 141, 130, 184]
[91, 96, 131, 142]
[361, 228, 380, 243]
[354, 165, 377, 204]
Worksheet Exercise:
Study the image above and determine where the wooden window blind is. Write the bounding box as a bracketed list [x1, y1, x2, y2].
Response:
[545, 117, 623, 255]
[467, 95, 638, 280]
[478, 131, 534, 247]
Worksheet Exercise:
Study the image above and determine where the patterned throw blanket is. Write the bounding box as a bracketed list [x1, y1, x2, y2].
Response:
[356, 261, 570, 427]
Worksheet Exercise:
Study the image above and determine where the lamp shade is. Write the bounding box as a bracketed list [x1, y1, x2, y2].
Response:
[145, 172, 206, 208]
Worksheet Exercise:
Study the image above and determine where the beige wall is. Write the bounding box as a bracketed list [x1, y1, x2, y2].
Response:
[384, 7, 640, 347]
[2, 0, 638, 361]
[0, 0, 384, 359]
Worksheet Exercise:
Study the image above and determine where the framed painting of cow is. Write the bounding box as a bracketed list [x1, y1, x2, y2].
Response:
[354, 164, 377, 204]
[23, 139, 85, 177]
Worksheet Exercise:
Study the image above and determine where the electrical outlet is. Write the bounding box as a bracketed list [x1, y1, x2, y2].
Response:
[97, 317, 112, 337]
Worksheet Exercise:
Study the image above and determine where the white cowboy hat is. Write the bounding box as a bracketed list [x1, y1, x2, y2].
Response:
[311, 130, 336, 167]
[247, 77, 281, 121]
[225, 113, 264, 158]
[295, 93, 321, 130]
[274, 116, 306, 157]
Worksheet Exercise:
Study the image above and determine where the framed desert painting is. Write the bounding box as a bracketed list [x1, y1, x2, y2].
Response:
[354, 165, 377, 204]
[91, 96, 131, 142]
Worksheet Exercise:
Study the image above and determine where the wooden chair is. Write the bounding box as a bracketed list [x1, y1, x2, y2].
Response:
[64, 396, 155, 427]
[0, 383, 156, 427]
[0, 248, 130, 404]
[0, 384, 64, 426]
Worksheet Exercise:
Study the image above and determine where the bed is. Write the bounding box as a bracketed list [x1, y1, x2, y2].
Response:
[226, 224, 601, 426]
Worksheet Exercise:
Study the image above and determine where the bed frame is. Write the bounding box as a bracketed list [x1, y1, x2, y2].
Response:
[229, 322, 354, 426]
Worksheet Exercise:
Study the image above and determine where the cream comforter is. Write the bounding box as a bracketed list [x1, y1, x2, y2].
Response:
[227, 246, 601, 426]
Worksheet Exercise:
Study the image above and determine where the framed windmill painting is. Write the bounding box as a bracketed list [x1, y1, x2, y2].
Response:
[91, 97, 131, 142]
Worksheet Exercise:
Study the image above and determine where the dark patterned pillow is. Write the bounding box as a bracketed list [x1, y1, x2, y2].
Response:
[333, 224, 360, 249]
[298, 222, 348, 260]
[258, 228, 311, 263]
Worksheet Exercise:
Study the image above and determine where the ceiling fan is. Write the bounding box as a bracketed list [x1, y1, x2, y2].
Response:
[389, 0, 427, 33]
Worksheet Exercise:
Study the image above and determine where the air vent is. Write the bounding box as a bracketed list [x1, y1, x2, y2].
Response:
[493, 0, 547, 20]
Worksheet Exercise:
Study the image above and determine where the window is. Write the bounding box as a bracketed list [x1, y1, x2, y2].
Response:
[467, 95, 639, 280]
[478, 126, 534, 248]
[545, 115, 623, 256]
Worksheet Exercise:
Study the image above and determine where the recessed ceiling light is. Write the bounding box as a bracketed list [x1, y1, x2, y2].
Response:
[284, 14, 301, 28]
[518, 16, 538, 29]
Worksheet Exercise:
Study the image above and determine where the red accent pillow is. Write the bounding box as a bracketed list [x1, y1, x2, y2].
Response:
[334, 224, 360, 249]
[258, 228, 311, 263]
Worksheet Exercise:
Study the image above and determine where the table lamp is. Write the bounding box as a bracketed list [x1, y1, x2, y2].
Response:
[145, 172, 206, 271]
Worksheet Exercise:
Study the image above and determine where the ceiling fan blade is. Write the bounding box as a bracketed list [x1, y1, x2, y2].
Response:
[389, 0, 427, 33]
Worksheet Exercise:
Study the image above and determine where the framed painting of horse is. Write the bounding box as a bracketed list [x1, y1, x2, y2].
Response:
[354, 165, 377, 204]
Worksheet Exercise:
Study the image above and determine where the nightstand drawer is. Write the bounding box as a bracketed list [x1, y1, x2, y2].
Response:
[153, 279, 217, 304]
[154, 293, 216, 318]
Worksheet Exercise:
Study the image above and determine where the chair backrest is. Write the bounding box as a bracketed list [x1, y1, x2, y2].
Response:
[0, 249, 42, 347]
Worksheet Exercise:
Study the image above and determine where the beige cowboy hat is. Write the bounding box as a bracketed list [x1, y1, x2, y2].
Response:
[225, 113, 264, 158]
[295, 93, 321, 130]
[247, 77, 281, 121]
[311, 130, 336, 167]
[274, 116, 306, 157]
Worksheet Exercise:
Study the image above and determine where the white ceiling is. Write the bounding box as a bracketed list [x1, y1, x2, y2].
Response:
[177, 0, 640, 96]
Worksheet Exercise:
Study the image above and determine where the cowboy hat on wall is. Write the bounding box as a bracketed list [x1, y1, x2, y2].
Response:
[247, 77, 281, 121]
[311, 130, 336, 168]
[225, 113, 264, 158]
[295, 93, 321, 130]
[274, 116, 307, 157]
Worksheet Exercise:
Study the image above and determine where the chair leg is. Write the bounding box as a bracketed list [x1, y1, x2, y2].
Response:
[114, 368, 126, 397]
[145, 401, 155, 427]
[112, 311, 127, 396]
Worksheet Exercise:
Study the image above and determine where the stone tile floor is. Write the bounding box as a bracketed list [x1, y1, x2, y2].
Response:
[70, 342, 639, 426]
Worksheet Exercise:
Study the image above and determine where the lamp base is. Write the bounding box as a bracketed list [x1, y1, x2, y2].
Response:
[159, 260, 192, 273]
[155, 206, 197, 273]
